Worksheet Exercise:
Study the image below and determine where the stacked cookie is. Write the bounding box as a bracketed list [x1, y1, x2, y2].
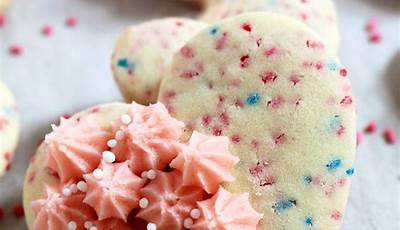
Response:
[24, 1, 356, 230]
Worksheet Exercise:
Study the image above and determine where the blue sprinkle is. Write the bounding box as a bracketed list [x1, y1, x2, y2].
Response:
[328, 61, 339, 71]
[210, 26, 219, 35]
[326, 159, 342, 171]
[346, 168, 354, 176]
[273, 199, 296, 213]
[304, 216, 314, 226]
[329, 115, 342, 132]
[303, 176, 312, 185]
[246, 93, 261, 106]
[117, 58, 134, 70]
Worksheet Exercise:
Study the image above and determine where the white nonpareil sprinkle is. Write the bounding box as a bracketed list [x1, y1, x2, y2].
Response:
[147, 170, 157, 180]
[89, 227, 98, 230]
[62, 188, 72, 197]
[147, 223, 157, 230]
[77, 181, 88, 192]
[84, 221, 93, 229]
[139, 198, 149, 208]
[93, 169, 104, 180]
[107, 139, 117, 148]
[190, 209, 201, 219]
[69, 183, 78, 193]
[183, 218, 194, 229]
[102, 151, 116, 163]
[115, 130, 124, 140]
[67, 221, 77, 230]
[121, 114, 132, 125]
[141, 171, 148, 179]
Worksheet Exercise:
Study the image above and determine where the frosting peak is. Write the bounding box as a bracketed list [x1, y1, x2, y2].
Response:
[111, 102, 184, 174]
[170, 131, 240, 193]
[83, 161, 145, 221]
[45, 116, 111, 182]
[193, 187, 263, 230]
[31, 184, 96, 230]
[137, 170, 205, 229]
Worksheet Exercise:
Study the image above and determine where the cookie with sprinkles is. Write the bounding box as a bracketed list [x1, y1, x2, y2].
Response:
[0, 81, 19, 177]
[112, 18, 207, 105]
[158, 13, 356, 229]
[200, 0, 340, 52]
[23, 102, 262, 230]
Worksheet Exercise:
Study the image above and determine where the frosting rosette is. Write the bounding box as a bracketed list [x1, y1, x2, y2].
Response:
[93, 218, 133, 230]
[192, 187, 263, 230]
[83, 161, 145, 221]
[45, 116, 111, 182]
[170, 131, 240, 194]
[137, 170, 205, 229]
[31, 184, 96, 230]
[111, 102, 184, 174]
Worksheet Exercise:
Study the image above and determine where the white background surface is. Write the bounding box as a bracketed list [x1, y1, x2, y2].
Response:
[0, 0, 399, 229]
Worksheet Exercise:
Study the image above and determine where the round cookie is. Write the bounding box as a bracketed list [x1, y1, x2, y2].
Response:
[200, 0, 340, 51]
[23, 103, 131, 229]
[158, 13, 356, 230]
[112, 18, 207, 105]
[0, 81, 19, 177]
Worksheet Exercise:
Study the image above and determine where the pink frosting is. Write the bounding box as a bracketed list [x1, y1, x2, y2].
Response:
[137, 170, 205, 229]
[192, 187, 263, 230]
[83, 161, 145, 221]
[94, 218, 133, 230]
[31, 184, 96, 230]
[170, 131, 240, 194]
[111, 102, 184, 174]
[45, 116, 111, 182]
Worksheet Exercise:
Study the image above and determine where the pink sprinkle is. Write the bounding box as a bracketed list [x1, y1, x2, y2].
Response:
[180, 46, 195, 59]
[65, 16, 77, 27]
[365, 121, 377, 134]
[330, 211, 342, 221]
[383, 128, 397, 144]
[41, 25, 53, 36]
[366, 17, 379, 32]
[215, 33, 227, 51]
[260, 71, 278, 84]
[0, 14, 5, 27]
[9, 44, 23, 56]
[231, 135, 241, 144]
[265, 47, 277, 57]
[356, 131, 363, 146]
[339, 68, 348, 77]
[13, 204, 24, 218]
[369, 32, 383, 43]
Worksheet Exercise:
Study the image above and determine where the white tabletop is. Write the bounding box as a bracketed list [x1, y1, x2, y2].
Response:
[0, 0, 399, 229]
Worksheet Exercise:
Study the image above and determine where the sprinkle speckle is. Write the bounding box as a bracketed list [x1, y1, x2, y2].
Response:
[246, 93, 261, 106]
[326, 159, 342, 171]
[346, 168, 354, 176]
[272, 199, 296, 213]
[304, 216, 314, 226]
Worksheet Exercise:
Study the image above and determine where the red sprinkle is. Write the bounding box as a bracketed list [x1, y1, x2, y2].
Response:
[260, 71, 278, 84]
[369, 32, 383, 43]
[365, 121, 377, 133]
[65, 16, 78, 27]
[241, 23, 252, 32]
[41, 25, 53, 36]
[13, 203, 24, 218]
[9, 44, 23, 56]
[0, 14, 5, 27]
[231, 135, 241, 144]
[339, 68, 348, 77]
[240, 55, 250, 68]
[356, 131, 363, 146]
[383, 128, 397, 144]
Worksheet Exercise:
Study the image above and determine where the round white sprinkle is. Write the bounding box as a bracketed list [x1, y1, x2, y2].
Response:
[84, 221, 93, 229]
[147, 170, 157, 180]
[93, 169, 104, 180]
[77, 181, 88, 192]
[121, 114, 132, 125]
[69, 183, 78, 193]
[107, 139, 117, 148]
[115, 130, 124, 140]
[67, 221, 77, 230]
[89, 227, 98, 230]
[190, 209, 201, 219]
[62, 188, 72, 197]
[102, 151, 116, 163]
[139, 198, 149, 208]
[183, 218, 194, 229]
[147, 223, 157, 230]
[141, 171, 148, 179]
